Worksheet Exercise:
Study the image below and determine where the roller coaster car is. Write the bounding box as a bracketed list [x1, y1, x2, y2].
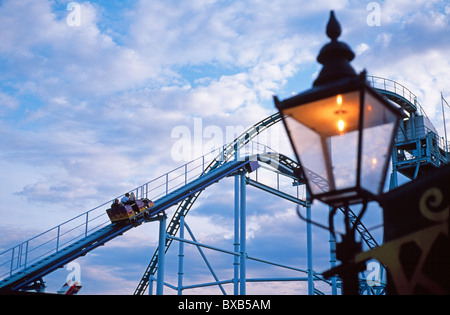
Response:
[106, 199, 155, 224]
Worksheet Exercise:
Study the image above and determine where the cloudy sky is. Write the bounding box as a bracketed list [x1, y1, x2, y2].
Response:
[1, 0, 450, 295]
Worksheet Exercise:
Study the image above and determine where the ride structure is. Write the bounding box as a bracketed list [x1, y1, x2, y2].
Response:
[0, 76, 448, 295]
[368, 76, 449, 184]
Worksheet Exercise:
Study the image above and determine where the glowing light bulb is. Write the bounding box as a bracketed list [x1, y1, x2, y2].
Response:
[338, 119, 345, 133]
[336, 95, 345, 133]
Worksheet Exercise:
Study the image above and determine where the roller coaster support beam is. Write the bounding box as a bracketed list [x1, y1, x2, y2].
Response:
[148, 276, 154, 295]
[329, 206, 338, 295]
[232, 140, 248, 295]
[157, 213, 167, 295]
[306, 191, 314, 295]
[234, 171, 240, 295]
[177, 213, 185, 295]
[240, 172, 247, 295]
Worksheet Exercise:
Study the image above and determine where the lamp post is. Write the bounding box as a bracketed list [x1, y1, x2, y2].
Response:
[274, 11, 403, 294]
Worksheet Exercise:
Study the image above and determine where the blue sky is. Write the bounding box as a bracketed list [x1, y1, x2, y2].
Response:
[1, 0, 450, 295]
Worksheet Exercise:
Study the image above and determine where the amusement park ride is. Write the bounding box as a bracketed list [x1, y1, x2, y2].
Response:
[0, 13, 449, 295]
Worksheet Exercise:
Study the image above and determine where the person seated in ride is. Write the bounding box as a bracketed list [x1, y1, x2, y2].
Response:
[111, 199, 121, 209]
[124, 192, 137, 206]
[129, 192, 136, 204]
[121, 193, 130, 204]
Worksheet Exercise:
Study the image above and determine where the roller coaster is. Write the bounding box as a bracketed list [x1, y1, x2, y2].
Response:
[0, 76, 448, 295]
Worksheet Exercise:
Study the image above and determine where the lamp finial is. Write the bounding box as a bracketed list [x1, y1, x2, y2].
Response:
[326, 11, 341, 41]
[313, 11, 357, 87]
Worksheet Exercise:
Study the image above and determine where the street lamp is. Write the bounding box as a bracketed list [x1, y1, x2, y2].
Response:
[274, 11, 403, 294]
[274, 11, 402, 208]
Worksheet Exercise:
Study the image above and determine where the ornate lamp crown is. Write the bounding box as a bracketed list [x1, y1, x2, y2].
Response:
[314, 11, 357, 87]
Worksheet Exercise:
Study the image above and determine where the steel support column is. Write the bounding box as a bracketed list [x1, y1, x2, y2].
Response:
[148, 275, 154, 295]
[156, 214, 167, 295]
[240, 172, 247, 295]
[234, 172, 240, 295]
[306, 192, 314, 295]
[329, 206, 338, 295]
[177, 214, 185, 295]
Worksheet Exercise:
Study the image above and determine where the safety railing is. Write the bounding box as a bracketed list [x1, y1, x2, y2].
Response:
[395, 124, 449, 164]
[0, 201, 111, 281]
[422, 126, 449, 163]
[367, 75, 427, 117]
[0, 140, 272, 282]
[421, 125, 449, 154]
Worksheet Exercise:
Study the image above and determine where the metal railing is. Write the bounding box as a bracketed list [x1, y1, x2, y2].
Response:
[367, 75, 427, 117]
[0, 141, 272, 282]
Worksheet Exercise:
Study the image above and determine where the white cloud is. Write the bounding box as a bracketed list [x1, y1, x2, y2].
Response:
[355, 43, 370, 56]
[0, 92, 19, 115]
[382, 0, 441, 25]
[375, 33, 393, 48]
[0, 0, 153, 100]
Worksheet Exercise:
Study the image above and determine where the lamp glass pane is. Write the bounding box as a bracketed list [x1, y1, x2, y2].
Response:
[361, 92, 398, 195]
[283, 91, 360, 195]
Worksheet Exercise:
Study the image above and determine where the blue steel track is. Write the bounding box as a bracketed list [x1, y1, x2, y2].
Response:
[0, 158, 255, 292]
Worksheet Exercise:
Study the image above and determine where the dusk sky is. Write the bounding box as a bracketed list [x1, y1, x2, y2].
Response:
[1, 0, 450, 295]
